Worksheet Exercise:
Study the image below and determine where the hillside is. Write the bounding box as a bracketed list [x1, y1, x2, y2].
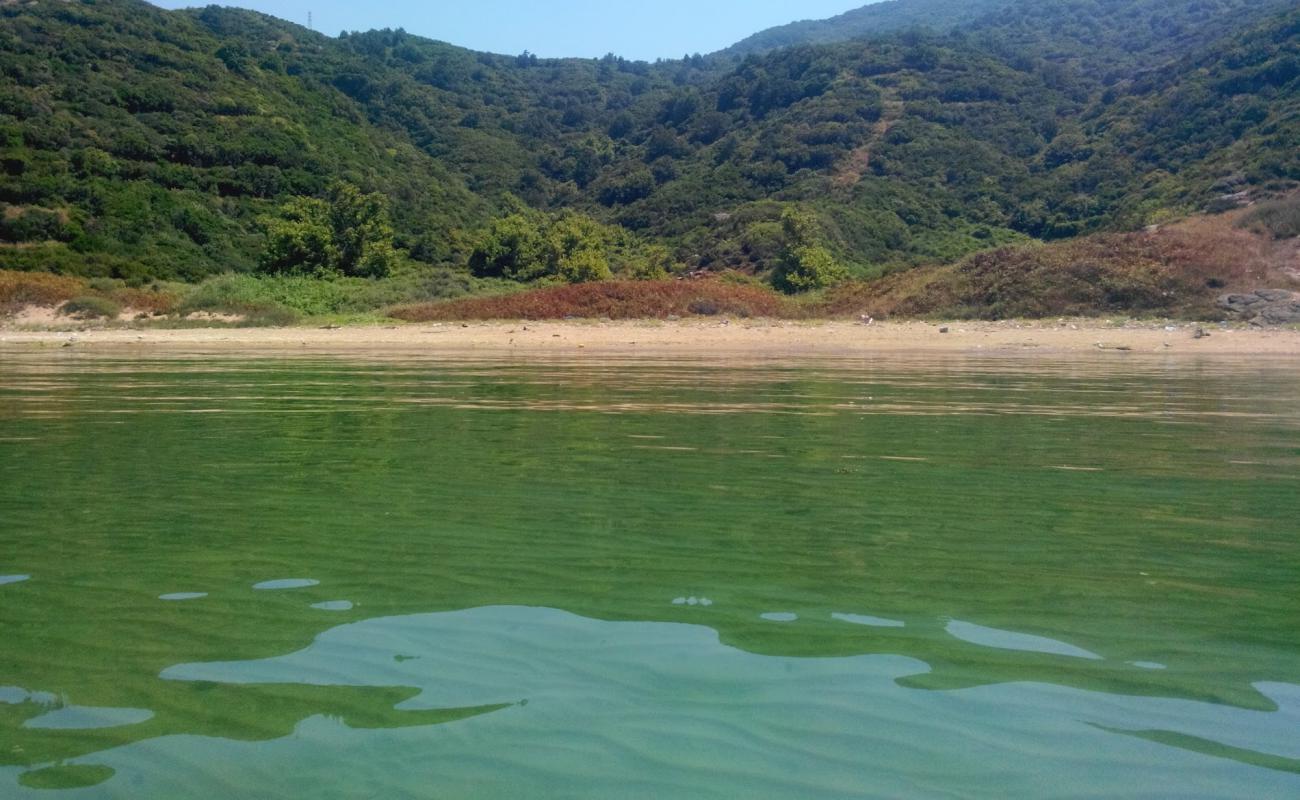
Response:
[0, 0, 1297, 307]
[719, 0, 1010, 58]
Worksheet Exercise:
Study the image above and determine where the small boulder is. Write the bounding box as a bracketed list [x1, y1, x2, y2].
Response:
[1217, 290, 1300, 326]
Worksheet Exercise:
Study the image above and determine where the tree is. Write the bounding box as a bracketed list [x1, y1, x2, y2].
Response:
[557, 249, 611, 283]
[259, 197, 334, 275]
[326, 182, 397, 278]
[773, 208, 846, 293]
[468, 212, 551, 281]
[259, 183, 396, 277]
[470, 208, 619, 284]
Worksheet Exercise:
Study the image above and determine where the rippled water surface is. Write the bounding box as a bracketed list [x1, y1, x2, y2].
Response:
[1, 349, 1298, 797]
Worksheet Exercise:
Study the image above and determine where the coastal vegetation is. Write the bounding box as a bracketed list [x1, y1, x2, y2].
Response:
[4, 205, 1291, 325]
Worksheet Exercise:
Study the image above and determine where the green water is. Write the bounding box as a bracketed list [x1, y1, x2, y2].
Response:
[1, 349, 1298, 798]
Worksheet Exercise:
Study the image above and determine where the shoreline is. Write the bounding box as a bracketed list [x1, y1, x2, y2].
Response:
[2, 319, 1299, 357]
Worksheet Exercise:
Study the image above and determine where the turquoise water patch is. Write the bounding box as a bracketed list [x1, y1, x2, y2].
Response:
[833, 612, 906, 628]
[0, 687, 57, 706]
[0, 575, 30, 586]
[946, 620, 1103, 660]
[311, 601, 354, 612]
[141, 607, 1300, 797]
[23, 706, 154, 731]
[253, 579, 320, 591]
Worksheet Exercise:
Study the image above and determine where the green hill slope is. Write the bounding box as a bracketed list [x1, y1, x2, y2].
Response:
[0, 0, 1296, 291]
[719, 0, 1010, 58]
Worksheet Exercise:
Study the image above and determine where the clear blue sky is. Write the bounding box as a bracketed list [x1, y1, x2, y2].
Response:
[149, 1, 869, 60]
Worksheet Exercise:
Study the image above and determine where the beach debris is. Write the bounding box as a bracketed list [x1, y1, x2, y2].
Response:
[939, 326, 950, 334]
[1194, 327, 1209, 339]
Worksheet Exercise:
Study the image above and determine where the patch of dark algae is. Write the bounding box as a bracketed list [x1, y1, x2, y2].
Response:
[19, 763, 115, 790]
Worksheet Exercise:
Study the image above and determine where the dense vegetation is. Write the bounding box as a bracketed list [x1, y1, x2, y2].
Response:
[1, 201, 1291, 324]
[1, 0, 1297, 311]
[720, 0, 1011, 57]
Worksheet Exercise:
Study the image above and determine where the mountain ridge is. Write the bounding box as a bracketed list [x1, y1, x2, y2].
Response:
[718, 0, 1010, 59]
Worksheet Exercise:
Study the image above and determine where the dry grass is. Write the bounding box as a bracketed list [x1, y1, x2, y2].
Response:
[391, 280, 796, 321]
[0, 271, 84, 313]
[110, 286, 181, 315]
[819, 213, 1296, 320]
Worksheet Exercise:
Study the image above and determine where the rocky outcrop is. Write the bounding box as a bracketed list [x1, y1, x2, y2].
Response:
[1218, 290, 1300, 325]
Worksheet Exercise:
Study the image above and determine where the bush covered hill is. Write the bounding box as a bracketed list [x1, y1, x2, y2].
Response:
[720, 0, 1013, 58]
[1, 0, 1298, 300]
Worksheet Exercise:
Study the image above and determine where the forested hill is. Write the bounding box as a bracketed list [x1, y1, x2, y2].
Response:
[719, 0, 1292, 66]
[719, 0, 1010, 58]
[1, 0, 1297, 288]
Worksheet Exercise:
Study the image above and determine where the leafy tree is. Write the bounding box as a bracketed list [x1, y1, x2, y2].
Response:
[557, 249, 611, 283]
[260, 197, 334, 275]
[259, 183, 396, 277]
[773, 209, 847, 292]
[470, 208, 640, 284]
[326, 183, 397, 278]
[625, 244, 674, 280]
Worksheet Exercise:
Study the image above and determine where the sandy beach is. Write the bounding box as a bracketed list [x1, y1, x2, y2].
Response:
[2, 318, 1299, 356]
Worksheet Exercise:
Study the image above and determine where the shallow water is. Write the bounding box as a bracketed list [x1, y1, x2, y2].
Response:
[1, 350, 1298, 797]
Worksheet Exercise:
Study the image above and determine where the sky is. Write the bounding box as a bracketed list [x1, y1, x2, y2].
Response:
[149, 1, 868, 61]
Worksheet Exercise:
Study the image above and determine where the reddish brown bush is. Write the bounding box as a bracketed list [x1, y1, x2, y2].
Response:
[0, 270, 84, 312]
[110, 286, 181, 315]
[392, 280, 795, 321]
[818, 213, 1286, 320]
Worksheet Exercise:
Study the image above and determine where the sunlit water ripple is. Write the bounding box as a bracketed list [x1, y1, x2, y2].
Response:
[1, 349, 1297, 797]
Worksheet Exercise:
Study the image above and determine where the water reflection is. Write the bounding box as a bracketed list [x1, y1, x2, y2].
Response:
[833, 613, 906, 629]
[22, 706, 154, 731]
[945, 620, 1104, 660]
[311, 601, 355, 612]
[5, 606, 1294, 797]
[254, 580, 320, 591]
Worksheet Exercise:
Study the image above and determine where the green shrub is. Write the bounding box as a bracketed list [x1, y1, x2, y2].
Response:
[179, 268, 478, 320]
[60, 295, 121, 319]
[392, 280, 794, 321]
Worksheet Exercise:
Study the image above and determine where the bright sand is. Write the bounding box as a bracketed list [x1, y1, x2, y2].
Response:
[2, 318, 1299, 357]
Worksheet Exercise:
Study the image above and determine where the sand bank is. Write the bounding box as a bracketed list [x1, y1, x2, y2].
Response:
[2, 318, 1298, 357]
